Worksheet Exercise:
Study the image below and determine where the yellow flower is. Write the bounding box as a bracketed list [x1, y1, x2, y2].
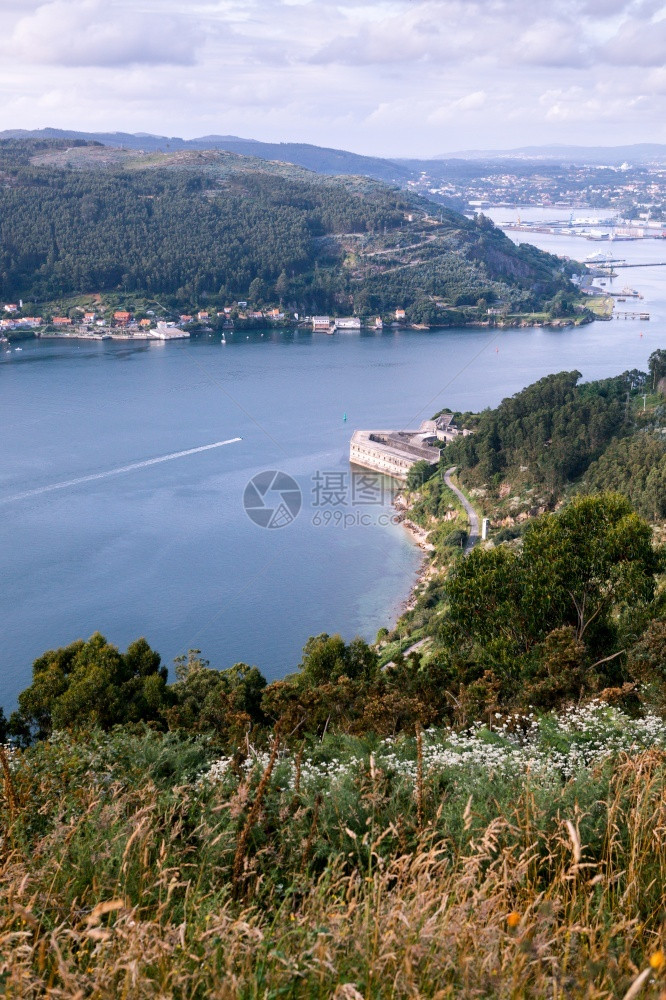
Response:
[506, 911, 521, 929]
[649, 950, 665, 971]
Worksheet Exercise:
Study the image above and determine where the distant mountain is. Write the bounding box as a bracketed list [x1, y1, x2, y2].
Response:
[440, 144, 666, 165]
[0, 128, 411, 183]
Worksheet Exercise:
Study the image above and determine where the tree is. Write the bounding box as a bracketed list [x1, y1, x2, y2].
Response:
[9, 633, 169, 743]
[522, 493, 659, 645]
[443, 493, 660, 673]
[298, 634, 378, 687]
[167, 659, 267, 740]
[407, 460, 437, 490]
[274, 269, 289, 303]
[648, 349, 666, 391]
[249, 277, 267, 305]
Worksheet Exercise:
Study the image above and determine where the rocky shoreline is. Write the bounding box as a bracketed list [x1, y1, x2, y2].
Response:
[392, 492, 437, 614]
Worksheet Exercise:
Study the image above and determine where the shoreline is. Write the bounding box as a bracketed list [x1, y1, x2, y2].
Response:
[392, 492, 436, 616]
[4, 308, 595, 347]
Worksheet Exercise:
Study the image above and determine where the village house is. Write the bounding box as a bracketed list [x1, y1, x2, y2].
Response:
[180, 315, 193, 323]
[197, 311, 209, 321]
[312, 315, 331, 331]
[335, 317, 362, 330]
[83, 312, 96, 323]
[113, 311, 131, 325]
[139, 319, 152, 328]
[395, 308, 406, 321]
[52, 317, 72, 326]
[3, 304, 18, 313]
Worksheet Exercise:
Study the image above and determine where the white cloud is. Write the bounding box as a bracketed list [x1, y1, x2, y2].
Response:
[517, 20, 590, 67]
[1, 0, 666, 154]
[11, 0, 198, 68]
[602, 16, 666, 65]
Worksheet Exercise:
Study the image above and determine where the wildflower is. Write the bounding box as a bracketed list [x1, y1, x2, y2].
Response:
[650, 951, 665, 971]
[506, 911, 521, 929]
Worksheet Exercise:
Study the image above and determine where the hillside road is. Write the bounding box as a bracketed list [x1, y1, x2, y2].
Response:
[444, 466, 480, 555]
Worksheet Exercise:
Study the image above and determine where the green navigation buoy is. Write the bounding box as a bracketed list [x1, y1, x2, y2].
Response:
[343, 412, 347, 422]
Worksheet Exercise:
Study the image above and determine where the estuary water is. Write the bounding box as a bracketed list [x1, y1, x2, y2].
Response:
[0, 224, 663, 707]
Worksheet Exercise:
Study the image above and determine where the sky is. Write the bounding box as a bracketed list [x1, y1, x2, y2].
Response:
[1, 0, 666, 157]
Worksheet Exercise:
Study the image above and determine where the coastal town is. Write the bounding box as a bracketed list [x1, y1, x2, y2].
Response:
[0, 301, 433, 342]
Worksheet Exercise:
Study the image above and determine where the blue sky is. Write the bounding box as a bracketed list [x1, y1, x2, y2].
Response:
[2, 0, 666, 156]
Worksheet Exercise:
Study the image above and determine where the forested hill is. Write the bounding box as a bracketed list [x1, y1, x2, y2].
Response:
[0, 139, 580, 319]
[442, 358, 666, 518]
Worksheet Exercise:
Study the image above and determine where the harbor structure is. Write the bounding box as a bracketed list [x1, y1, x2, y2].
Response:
[349, 415, 465, 481]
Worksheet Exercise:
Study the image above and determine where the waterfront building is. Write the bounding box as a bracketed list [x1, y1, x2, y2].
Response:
[350, 429, 440, 481]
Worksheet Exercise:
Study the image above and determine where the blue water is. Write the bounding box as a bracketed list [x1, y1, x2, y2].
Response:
[0, 231, 662, 708]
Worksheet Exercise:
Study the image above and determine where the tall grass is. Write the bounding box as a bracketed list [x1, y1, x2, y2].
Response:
[2, 715, 666, 996]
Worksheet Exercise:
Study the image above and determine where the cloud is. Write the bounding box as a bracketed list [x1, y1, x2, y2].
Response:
[2, 0, 666, 155]
[602, 16, 666, 65]
[517, 20, 590, 68]
[309, 3, 477, 66]
[11, 0, 198, 68]
[427, 90, 489, 124]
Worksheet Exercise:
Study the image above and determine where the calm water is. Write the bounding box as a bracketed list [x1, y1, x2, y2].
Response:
[0, 226, 663, 708]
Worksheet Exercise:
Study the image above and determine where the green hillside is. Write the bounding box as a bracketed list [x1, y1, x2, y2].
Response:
[0, 140, 584, 322]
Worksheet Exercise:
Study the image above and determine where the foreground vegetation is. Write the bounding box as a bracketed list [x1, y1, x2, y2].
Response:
[3, 711, 666, 996]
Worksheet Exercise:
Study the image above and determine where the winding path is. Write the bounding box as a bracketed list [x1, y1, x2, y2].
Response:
[444, 466, 480, 555]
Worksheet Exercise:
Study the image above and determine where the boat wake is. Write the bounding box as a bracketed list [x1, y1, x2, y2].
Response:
[1, 438, 242, 504]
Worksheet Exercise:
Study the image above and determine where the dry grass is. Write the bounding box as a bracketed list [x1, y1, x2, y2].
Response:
[2, 739, 666, 997]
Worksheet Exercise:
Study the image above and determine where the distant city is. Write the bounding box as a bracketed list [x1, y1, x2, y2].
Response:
[409, 162, 666, 225]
